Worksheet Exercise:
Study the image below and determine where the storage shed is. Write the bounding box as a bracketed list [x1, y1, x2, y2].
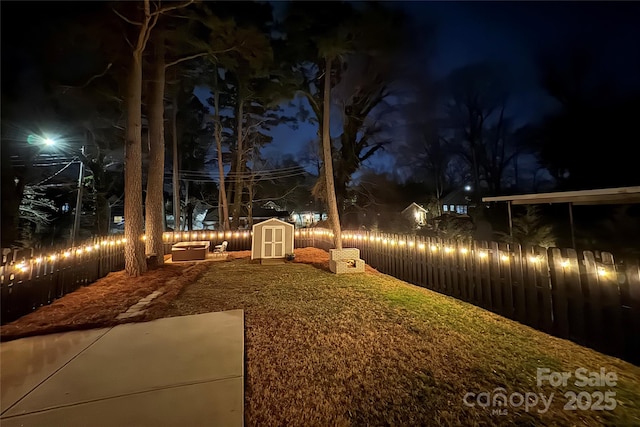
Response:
[251, 218, 295, 262]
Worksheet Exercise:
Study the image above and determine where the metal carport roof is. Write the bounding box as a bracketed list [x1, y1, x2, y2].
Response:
[482, 186, 640, 206]
[481, 186, 640, 248]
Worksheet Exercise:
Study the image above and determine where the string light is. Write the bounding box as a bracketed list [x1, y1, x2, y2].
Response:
[34, 257, 43, 264]
[49, 254, 57, 261]
[478, 251, 488, 259]
[597, 267, 607, 277]
[418, 243, 426, 250]
[63, 251, 71, 257]
[444, 247, 453, 253]
[94, 244, 100, 250]
[460, 248, 468, 254]
[529, 256, 540, 263]
[408, 241, 415, 247]
[501, 254, 509, 262]
[561, 260, 569, 268]
[430, 245, 437, 252]
[86, 246, 93, 252]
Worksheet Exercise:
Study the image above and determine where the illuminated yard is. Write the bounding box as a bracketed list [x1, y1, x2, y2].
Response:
[157, 249, 640, 426]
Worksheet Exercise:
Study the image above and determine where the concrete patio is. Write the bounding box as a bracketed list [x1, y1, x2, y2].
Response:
[0, 310, 244, 426]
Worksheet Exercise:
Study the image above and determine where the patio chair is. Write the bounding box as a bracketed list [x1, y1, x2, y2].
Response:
[214, 240, 228, 254]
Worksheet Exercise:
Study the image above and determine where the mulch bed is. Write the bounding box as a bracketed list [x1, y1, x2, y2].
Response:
[0, 261, 209, 341]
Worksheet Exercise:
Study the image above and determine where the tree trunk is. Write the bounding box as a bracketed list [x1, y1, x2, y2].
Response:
[213, 66, 230, 230]
[183, 180, 189, 230]
[171, 82, 180, 233]
[231, 95, 244, 228]
[124, 52, 147, 276]
[322, 56, 342, 250]
[145, 30, 166, 266]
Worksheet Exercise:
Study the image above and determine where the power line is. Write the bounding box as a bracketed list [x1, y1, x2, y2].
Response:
[172, 170, 309, 183]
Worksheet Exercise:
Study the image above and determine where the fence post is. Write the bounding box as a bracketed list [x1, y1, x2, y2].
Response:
[600, 252, 624, 357]
[549, 248, 570, 339]
[622, 260, 640, 364]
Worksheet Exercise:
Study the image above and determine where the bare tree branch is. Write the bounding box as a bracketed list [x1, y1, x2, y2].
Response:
[165, 52, 208, 69]
[151, 0, 195, 17]
[113, 8, 142, 26]
[61, 63, 113, 94]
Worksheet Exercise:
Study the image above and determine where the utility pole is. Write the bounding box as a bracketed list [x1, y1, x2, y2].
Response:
[72, 145, 85, 246]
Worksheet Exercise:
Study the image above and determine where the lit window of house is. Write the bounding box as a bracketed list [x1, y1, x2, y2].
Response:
[443, 205, 448, 212]
[456, 205, 468, 215]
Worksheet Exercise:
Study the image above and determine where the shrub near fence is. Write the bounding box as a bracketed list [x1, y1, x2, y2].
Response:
[294, 228, 640, 365]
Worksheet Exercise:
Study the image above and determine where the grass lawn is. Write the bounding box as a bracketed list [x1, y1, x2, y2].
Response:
[2, 248, 638, 425]
[155, 249, 640, 426]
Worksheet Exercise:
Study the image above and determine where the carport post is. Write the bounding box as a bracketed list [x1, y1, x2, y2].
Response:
[568, 202, 576, 249]
[507, 201, 513, 237]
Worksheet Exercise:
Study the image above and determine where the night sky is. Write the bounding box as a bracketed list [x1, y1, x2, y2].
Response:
[261, 1, 640, 171]
[4, 1, 640, 173]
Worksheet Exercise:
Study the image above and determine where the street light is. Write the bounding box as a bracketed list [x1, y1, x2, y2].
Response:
[37, 135, 85, 246]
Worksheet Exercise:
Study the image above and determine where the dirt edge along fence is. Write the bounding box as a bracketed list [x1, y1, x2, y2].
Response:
[294, 228, 640, 365]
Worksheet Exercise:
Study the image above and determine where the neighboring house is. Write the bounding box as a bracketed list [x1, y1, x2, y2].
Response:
[441, 189, 472, 216]
[401, 202, 429, 227]
[261, 201, 283, 211]
[109, 203, 124, 233]
[290, 211, 327, 228]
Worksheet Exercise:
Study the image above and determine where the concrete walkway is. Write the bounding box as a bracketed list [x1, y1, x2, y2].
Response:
[0, 310, 244, 426]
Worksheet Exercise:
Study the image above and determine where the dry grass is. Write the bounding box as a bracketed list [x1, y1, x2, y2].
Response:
[2, 248, 638, 425]
[0, 261, 209, 341]
[155, 248, 640, 426]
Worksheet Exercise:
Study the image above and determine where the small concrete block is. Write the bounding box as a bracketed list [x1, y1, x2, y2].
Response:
[330, 248, 360, 261]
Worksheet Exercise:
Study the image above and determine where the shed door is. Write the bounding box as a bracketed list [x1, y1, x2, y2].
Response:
[262, 226, 285, 258]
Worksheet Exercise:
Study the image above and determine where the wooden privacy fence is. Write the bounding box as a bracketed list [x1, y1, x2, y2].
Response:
[1, 237, 126, 324]
[295, 228, 640, 364]
[3, 227, 639, 365]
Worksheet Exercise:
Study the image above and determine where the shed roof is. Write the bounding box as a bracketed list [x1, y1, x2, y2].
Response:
[251, 217, 294, 229]
[482, 186, 640, 206]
